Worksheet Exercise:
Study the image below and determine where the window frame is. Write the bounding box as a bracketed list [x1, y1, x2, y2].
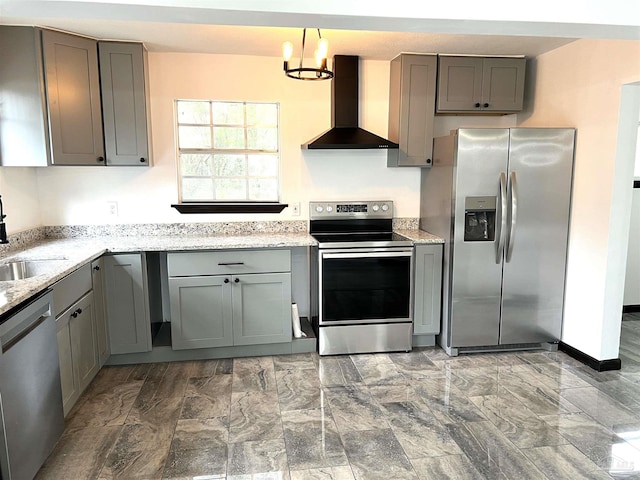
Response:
[172, 99, 287, 214]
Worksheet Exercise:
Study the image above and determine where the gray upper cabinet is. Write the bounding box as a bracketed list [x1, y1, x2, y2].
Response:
[0, 26, 50, 167]
[103, 254, 152, 355]
[99, 42, 151, 166]
[41, 29, 105, 165]
[387, 54, 437, 167]
[436, 56, 526, 113]
[413, 244, 443, 335]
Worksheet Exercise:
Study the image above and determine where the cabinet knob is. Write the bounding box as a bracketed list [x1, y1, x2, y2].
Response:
[140, 157, 146, 163]
[234, 278, 240, 283]
[76, 308, 83, 315]
[224, 278, 230, 284]
[483, 103, 489, 108]
[71, 312, 78, 318]
[93, 265, 100, 271]
[475, 103, 481, 108]
[97, 156, 105, 163]
[426, 158, 432, 165]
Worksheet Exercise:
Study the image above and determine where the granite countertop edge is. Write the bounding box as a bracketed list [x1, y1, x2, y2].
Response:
[0, 229, 443, 316]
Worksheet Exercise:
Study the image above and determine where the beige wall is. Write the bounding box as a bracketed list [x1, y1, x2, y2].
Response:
[518, 38, 640, 360]
[0, 167, 41, 234]
[34, 53, 423, 225]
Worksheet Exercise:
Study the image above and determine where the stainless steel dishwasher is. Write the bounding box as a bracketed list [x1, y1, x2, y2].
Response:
[0, 290, 64, 480]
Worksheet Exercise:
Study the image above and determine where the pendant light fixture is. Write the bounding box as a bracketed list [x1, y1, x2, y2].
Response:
[282, 28, 333, 81]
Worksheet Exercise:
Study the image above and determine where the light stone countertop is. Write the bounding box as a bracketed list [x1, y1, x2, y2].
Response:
[0, 232, 317, 316]
[396, 229, 445, 244]
[0, 229, 443, 317]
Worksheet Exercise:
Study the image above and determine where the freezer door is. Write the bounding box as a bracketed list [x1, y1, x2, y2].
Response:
[500, 128, 575, 344]
[450, 129, 509, 347]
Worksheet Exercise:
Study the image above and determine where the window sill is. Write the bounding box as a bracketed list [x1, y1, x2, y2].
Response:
[171, 203, 289, 214]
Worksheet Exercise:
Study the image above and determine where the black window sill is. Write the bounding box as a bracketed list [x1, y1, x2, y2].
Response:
[171, 203, 288, 214]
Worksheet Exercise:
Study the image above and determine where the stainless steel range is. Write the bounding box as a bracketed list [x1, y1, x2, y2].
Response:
[309, 200, 414, 355]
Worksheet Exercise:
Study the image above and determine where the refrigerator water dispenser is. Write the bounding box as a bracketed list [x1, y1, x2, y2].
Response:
[464, 196, 496, 241]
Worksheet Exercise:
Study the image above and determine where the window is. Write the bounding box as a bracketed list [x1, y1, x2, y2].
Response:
[176, 100, 280, 203]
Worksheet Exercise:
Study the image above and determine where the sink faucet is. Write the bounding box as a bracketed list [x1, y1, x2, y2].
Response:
[0, 195, 8, 244]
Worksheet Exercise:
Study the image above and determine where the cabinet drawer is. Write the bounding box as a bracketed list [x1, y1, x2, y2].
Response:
[53, 263, 92, 317]
[168, 250, 291, 277]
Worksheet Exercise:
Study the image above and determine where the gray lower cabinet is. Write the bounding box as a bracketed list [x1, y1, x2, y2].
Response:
[436, 56, 526, 113]
[91, 258, 110, 366]
[41, 29, 105, 165]
[413, 244, 443, 335]
[104, 254, 152, 354]
[387, 54, 437, 167]
[168, 250, 292, 350]
[98, 42, 151, 166]
[56, 291, 99, 416]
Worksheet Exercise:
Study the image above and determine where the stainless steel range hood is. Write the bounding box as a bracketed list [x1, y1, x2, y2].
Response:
[302, 55, 399, 150]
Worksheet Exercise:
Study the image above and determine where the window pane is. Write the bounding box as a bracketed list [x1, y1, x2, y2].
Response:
[248, 155, 278, 176]
[213, 155, 246, 176]
[246, 104, 277, 126]
[213, 102, 244, 125]
[179, 126, 212, 149]
[248, 178, 278, 201]
[177, 101, 210, 124]
[215, 179, 246, 200]
[182, 178, 213, 201]
[247, 127, 277, 150]
[214, 127, 245, 149]
[180, 154, 213, 176]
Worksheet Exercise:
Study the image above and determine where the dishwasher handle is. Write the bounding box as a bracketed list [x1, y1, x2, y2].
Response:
[0, 291, 53, 354]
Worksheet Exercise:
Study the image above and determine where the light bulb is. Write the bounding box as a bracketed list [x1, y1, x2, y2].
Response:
[282, 41, 294, 62]
[315, 49, 323, 68]
[317, 38, 328, 59]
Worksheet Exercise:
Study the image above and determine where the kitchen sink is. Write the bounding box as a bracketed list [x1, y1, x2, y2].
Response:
[0, 260, 67, 281]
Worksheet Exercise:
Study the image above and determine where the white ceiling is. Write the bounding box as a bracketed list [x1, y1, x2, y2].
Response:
[3, 0, 638, 60]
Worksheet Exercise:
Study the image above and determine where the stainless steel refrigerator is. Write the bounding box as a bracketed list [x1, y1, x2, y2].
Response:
[420, 128, 575, 356]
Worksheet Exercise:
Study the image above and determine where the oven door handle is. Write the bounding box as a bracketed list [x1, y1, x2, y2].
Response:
[321, 251, 413, 260]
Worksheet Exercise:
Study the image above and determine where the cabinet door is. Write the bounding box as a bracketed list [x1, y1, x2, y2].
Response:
[413, 245, 443, 335]
[481, 58, 526, 112]
[99, 42, 150, 166]
[56, 319, 78, 416]
[70, 292, 99, 393]
[389, 54, 437, 167]
[91, 258, 110, 366]
[232, 273, 292, 346]
[41, 29, 104, 165]
[169, 276, 233, 350]
[436, 56, 483, 112]
[104, 254, 152, 354]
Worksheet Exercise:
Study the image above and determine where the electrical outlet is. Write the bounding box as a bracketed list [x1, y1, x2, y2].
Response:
[291, 202, 300, 216]
[106, 201, 118, 217]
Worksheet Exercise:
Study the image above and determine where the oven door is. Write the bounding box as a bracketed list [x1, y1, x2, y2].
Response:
[319, 247, 413, 326]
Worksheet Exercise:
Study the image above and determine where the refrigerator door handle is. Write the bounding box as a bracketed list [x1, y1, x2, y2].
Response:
[496, 172, 507, 264]
[506, 171, 519, 262]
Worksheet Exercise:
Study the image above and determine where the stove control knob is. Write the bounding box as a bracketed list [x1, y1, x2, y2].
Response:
[372, 204, 380, 212]
[315, 205, 324, 213]
[326, 205, 333, 213]
[381, 204, 390, 212]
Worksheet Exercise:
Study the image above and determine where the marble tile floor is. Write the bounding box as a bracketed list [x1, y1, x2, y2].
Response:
[36, 324, 640, 479]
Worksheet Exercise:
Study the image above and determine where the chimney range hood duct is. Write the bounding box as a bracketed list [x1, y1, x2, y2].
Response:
[302, 55, 399, 150]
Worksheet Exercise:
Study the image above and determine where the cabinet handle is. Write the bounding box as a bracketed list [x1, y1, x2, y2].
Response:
[224, 278, 230, 283]
[483, 103, 489, 108]
[234, 278, 240, 283]
[76, 308, 83, 315]
[475, 103, 481, 108]
[71, 312, 78, 318]
[93, 265, 100, 271]
[218, 262, 244, 266]
[426, 158, 432, 165]
[97, 156, 105, 163]
[140, 157, 146, 163]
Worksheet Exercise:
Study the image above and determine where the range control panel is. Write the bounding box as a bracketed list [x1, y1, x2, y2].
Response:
[309, 201, 394, 220]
